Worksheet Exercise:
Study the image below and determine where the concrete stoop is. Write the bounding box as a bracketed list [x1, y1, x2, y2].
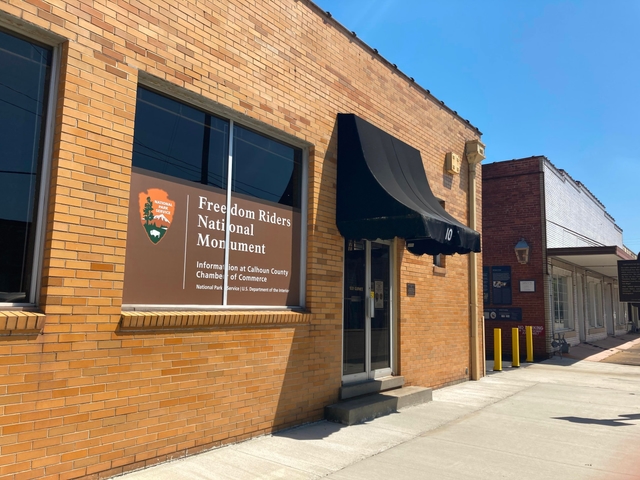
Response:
[339, 375, 406, 400]
[325, 385, 433, 425]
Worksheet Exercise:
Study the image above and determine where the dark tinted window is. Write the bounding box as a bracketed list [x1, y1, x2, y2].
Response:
[232, 125, 302, 208]
[132, 87, 229, 189]
[0, 30, 52, 302]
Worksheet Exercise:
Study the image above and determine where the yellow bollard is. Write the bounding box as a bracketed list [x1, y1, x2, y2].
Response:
[512, 327, 520, 367]
[526, 326, 534, 362]
[493, 328, 502, 371]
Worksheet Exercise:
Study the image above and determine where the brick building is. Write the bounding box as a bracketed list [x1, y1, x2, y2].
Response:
[483, 157, 636, 360]
[0, 1, 485, 478]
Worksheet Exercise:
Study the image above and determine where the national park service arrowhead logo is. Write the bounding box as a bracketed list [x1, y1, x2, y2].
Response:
[139, 189, 175, 244]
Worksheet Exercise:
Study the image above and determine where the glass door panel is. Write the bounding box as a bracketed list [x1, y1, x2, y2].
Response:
[343, 240, 366, 375]
[370, 242, 390, 371]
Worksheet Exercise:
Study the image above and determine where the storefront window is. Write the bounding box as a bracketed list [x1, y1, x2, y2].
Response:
[132, 88, 229, 188]
[0, 30, 52, 304]
[587, 280, 603, 328]
[552, 273, 573, 330]
[612, 286, 625, 326]
[123, 87, 304, 308]
[232, 125, 301, 208]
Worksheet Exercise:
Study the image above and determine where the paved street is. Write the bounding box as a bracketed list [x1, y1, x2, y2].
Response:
[113, 334, 640, 480]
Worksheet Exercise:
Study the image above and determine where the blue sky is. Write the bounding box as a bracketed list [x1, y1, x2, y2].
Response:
[313, 0, 640, 252]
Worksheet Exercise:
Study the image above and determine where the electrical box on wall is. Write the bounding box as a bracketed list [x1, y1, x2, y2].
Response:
[445, 152, 461, 175]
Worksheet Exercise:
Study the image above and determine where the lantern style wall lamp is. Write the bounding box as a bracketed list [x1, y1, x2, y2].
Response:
[514, 238, 530, 264]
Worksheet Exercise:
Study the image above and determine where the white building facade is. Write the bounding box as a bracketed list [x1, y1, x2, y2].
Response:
[543, 160, 635, 345]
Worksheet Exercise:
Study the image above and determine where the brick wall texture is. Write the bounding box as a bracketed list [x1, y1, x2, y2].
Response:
[482, 158, 548, 359]
[0, 1, 483, 478]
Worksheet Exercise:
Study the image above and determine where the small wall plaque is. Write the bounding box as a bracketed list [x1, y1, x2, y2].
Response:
[407, 283, 416, 297]
[519, 280, 536, 292]
[484, 307, 522, 321]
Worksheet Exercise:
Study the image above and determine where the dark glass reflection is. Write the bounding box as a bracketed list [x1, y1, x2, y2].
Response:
[370, 242, 390, 370]
[132, 87, 229, 189]
[0, 30, 52, 302]
[343, 240, 366, 375]
[232, 125, 302, 207]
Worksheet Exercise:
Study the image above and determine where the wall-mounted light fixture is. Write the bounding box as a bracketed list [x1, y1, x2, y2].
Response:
[445, 152, 461, 175]
[514, 238, 530, 264]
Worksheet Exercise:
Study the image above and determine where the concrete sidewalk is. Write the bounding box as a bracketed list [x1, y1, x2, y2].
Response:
[112, 337, 640, 480]
[563, 332, 640, 363]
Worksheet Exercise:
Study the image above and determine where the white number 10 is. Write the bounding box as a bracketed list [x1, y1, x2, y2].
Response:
[445, 228, 453, 241]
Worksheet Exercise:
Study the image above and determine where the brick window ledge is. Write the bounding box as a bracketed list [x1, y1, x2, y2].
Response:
[0, 311, 45, 335]
[119, 310, 312, 331]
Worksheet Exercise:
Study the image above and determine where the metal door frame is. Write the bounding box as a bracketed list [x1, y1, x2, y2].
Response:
[342, 239, 395, 384]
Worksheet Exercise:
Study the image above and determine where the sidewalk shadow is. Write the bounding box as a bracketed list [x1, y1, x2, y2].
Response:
[271, 122, 343, 441]
[274, 419, 347, 441]
[484, 362, 537, 376]
[542, 356, 582, 366]
[553, 413, 640, 427]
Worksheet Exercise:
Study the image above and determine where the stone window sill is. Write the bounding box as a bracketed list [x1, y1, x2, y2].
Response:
[119, 310, 312, 331]
[556, 329, 577, 338]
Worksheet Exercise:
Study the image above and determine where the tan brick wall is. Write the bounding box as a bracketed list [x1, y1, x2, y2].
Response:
[0, 0, 482, 478]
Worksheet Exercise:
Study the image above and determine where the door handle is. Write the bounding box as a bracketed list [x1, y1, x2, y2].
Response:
[369, 291, 375, 319]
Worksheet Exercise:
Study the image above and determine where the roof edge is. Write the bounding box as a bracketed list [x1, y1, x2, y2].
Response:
[303, 0, 482, 136]
[547, 246, 634, 261]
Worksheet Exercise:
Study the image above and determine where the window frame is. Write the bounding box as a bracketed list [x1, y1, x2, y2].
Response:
[551, 270, 574, 331]
[0, 26, 61, 308]
[587, 278, 604, 328]
[125, 80, 310, 310]
[614, 285, 626, 326]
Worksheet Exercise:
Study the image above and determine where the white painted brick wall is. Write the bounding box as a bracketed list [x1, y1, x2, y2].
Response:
[544, 161, 623, 248]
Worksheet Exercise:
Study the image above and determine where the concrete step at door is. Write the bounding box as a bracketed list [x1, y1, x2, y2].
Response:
[325, 386, 433, 426]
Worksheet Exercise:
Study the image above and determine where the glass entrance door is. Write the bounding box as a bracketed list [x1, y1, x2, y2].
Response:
[343, 239, 392, 382]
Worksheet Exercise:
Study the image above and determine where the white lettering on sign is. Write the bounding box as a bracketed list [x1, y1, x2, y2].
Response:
[196, 270, 224, 279]
[196, 261, 224, 270]
[197, 214, 255, 236]
[259, 209, 291, 227]
[197, 196, 256, 220]
[196, 233, 266, 255]
[238, 274, 268, 282]
[271, 268, 289, 277]
[248, 266, 270, 274]
[445, 227, 453, 241]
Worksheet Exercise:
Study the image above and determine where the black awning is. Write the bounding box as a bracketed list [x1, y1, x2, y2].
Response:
[336, 114, 481, 255]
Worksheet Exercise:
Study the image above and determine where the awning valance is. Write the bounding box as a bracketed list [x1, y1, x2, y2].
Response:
[336, 114, 481, 255]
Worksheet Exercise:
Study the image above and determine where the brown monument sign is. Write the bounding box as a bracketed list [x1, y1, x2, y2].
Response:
[123, 169, 301, 307]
